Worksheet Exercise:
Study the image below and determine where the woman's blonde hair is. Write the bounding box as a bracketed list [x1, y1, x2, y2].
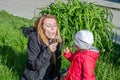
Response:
[33, 14, 62, 46]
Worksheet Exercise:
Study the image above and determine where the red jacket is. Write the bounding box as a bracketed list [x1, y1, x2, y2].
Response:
[64, 49, 99, 80]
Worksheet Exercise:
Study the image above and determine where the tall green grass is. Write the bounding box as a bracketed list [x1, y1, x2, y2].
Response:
[0, 0, 120, 80]
[36, 0, 115, 53]
[0, 10, 32, 80]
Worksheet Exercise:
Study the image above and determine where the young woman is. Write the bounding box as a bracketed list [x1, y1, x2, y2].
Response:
[21, 14, 62, 80]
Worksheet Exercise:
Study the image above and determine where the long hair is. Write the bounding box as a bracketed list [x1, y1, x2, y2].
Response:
[33, 14, 62, 46]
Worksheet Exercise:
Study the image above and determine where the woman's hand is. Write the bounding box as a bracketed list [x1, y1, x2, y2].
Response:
[64, 47, 70, 53]
[48, 42, 58, 53]
[61, 72, 67, 80]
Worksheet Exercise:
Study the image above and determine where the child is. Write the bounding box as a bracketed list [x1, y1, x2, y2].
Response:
[63, 30, 99, 80]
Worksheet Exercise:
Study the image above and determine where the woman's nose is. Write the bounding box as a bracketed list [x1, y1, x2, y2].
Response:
[51, 26, 55, 30]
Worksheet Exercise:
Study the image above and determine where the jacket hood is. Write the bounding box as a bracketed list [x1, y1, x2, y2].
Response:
[77, 47, 99, 61]
[22, 27, 36, 38]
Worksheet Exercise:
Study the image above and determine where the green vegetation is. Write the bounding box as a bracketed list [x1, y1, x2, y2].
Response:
[0, 0, 120, 80]
[0, 10, 32, 80]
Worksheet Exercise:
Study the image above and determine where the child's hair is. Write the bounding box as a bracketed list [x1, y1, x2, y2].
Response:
[74, 30, 94, 49]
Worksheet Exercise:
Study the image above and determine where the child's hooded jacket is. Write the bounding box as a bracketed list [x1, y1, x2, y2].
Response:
[64, 48, 99, 80]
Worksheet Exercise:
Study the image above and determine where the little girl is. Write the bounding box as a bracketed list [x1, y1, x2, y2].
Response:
[63, 30, 99, 80]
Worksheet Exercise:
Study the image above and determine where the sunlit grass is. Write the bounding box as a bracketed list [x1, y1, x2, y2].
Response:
[0, 0, 120, 79]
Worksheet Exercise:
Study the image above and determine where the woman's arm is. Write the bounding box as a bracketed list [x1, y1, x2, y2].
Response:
[54, 42, 62, 79]
[27, 33, 52, 71]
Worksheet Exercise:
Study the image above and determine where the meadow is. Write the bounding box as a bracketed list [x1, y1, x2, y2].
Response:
[0, 0, 120, 80]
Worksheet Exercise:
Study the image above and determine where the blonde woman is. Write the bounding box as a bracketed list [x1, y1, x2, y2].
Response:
[21, 14, 62, 80]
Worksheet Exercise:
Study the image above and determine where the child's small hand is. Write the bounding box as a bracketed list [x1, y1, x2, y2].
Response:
[64, 47, 70, 53]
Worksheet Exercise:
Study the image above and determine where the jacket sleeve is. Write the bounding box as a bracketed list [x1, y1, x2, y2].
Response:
[27, 33, 52, 71]
[82, 56, 96, 80]
[64, 51, 73, 62]
[54, 42, 62, 78]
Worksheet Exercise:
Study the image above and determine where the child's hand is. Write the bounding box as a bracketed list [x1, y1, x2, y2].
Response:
[64, 47, 70, 53]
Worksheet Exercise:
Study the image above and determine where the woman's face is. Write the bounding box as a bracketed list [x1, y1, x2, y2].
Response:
[43, 18, 58, 39]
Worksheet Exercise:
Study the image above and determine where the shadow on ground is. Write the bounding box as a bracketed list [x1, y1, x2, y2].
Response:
[112, 42, 120, 65]
[101, 42, 120, 66]
[0, 45, 27, 79]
